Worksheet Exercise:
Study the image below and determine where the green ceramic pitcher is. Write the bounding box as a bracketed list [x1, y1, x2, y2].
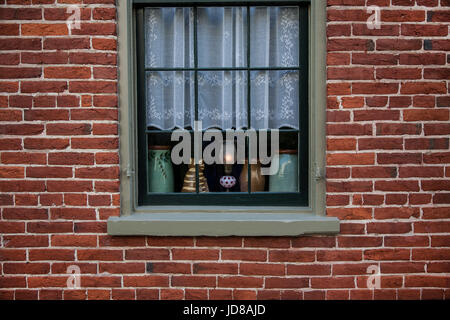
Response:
[148, 146, 174, 193]
[269, 150, 298, 192]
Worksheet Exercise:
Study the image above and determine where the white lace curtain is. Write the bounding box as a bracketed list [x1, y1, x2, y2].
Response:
[145, 7, 300, 130]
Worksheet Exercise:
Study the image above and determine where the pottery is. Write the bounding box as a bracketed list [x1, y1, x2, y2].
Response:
[269, 150, 298, 192]
[148, 146, 174, 193]
[220, 175, 237, 191]
[182, 159, 209, 193]
[240, 159, 266, 192]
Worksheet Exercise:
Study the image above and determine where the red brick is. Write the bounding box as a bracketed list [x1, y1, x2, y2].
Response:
[0, 166, 24, 178]
[327, 208, 372, 220]
[75, 167, 119, 179]
[404, 109, 449, 121]
[385, 194, 408, 205]
[352, 53, 398, 65]
[376, 39, 422, 51]
[376, 123, 421, 135]
[328, 67, 374, 80]
[327, 181, 373, 192]
[265, 277, 308, 289]
[218, 276, 263, 288]
[352, 166, 397, 178]
[364, 249, 410, 261]
[374, 207, 420, 219]
[208, 248, 262, 261]
[21, 52, 68, 64]
[338, 236, 382, 248]
[125, 248, 170, 260]
[69, 52, 116, 65]
[112, 289, 135, 300]
[22, 23, 68, 36]
[0, 139, 22, 150]
[327, 153, 374, 165]
[44, 67, 91, 79]
[29, 249, 74, 261]
[239, 263, 283, 276]
[48, 152, 94, 165]
[287, 264, 330, 276]
[385, 236, 429, 247]
[51, 235, 97, 247]
[46, 124, 91, 136]
[367, 222, 412, 234]
[122, 276, 169, 288]
[0, 277, 27, 288]
[317, 250, 362, 261]
[3, 263, 50, 274]
[312, 277, 355, 289]
[69, 81, 116, 94]
[92, 38, 117, 51]
[27, 222, 72, 234]
[24, 138, 69, 150]
[376, 68, 422, 80]
[0, 67, 41, 79]
[380, 262, 425, 274]
[44, 37, 90, 50]
[0, 124, 44, 136]
[2, 235, 48, 248]
[71, 109, 118, 121]
[0, 221, 25, 233]
[150, 262, 191, 274]
[341, 97, 364, 109]
[50, 207, 95, 220]
[3, 208, 48, 220]
[47, 180, 92, 193]
[78, 249, 123, 261]
[405, 138, 449, 150]
[399, 53, 446, 65]
[21, 81, 67, 93]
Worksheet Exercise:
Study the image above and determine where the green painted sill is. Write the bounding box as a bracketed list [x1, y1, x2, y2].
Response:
[107, 210, 339, 236]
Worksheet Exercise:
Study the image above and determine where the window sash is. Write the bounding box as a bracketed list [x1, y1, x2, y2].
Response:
[136, 3, 309, 206]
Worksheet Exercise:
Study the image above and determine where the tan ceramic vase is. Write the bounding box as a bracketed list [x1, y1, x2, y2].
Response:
[240, 159, 265, 192]
[182, 160, 209, 193]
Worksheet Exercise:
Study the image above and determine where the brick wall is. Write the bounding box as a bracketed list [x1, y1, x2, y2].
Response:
[0, 0, 449, 300]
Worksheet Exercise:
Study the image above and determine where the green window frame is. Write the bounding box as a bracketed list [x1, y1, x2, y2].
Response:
[108, 0, 340, 236]
[136, 2, 309, 207]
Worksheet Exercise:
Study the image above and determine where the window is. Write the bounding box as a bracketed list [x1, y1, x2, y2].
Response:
[108, 0, 339, 236]
[137, 5, 308, 206]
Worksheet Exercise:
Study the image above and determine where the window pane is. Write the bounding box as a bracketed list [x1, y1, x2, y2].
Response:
[145, 7, 194, 68]
[203, 133, 247, 193]
[147, 132, 195, 193]
[255, 131, 299, 193]
[250, 6, 299, 67]
[146, 71, 195, 130]
[198, 71, 248, 130]
[250, 70, 299, 130]
[197, 7, 247, 68]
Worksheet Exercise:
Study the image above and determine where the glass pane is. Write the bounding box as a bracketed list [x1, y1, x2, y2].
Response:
[197, 7, 247, 68]
[250, 70, 299, 130]
[145, 7, 194, 68]
[255, 131, 299, 193]
[146, 71, 195, 130]
[198, 71, 248, 130]
[250, 6, 299, 67]
[203, 133, 247, 193]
